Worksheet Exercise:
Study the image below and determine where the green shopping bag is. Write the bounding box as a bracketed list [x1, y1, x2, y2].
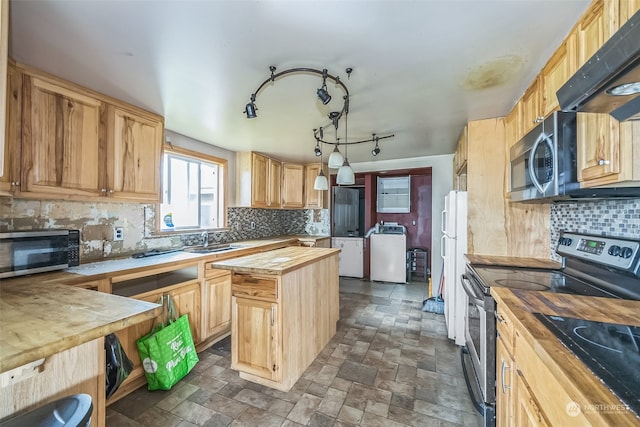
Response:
[136, 294, 199, 390]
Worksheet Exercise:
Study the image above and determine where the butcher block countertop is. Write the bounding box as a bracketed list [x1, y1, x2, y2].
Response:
[465, 254, 562, 269]
[209, 246, 340, 275]
[0, 282, 161, 373]
[492, 288, 640, 424]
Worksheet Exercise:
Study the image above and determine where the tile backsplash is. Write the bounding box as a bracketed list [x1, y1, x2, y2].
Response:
[0, 198, 329, 262]
[550, 198, 640, 259]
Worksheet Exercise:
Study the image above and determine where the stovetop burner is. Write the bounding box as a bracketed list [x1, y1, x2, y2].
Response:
[469, 266, 618, 298]
[535, 313, 640, 417]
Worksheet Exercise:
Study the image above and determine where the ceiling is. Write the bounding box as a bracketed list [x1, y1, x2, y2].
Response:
[9, 0, 590, 166]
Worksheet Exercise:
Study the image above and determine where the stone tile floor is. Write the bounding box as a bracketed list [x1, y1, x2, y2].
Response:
[107, 279, 480, 426]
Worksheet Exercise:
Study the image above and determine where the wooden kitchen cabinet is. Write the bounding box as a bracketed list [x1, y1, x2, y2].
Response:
[236, 151, 282, 208]
[540, 34, 576, 118]
[619, 0, 640, 24]
[519, 78, 543, 137]
[2, 62, 163, 202]
[453, 126, 468, 191]
[514, 371, 551, 427]
[105, 105, 163, 202]
[201, 268, 232, 344]
[496, 338, 515, 427]
[21, 71, 105, 199]
[231, 296, 279, 381]
[304, 163, 328, 208]
[281, 163, 304, 208]
[108, 274, 201, 403]
[0, 62, 21, 196]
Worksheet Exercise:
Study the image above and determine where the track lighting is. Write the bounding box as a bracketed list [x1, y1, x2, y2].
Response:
[336, 102, 355, 185]
[244, 65, 351, 121]
[371, 135, 381, 156]
[244, 94, 257, 119]
[314, 142, 322, 157]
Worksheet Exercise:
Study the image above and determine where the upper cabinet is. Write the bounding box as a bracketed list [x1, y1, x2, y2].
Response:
[2, 62, 164, 202]
[281, 163, 303, 208]
[236, 152, 282, 208]
[21, 73, 104, 198]
[106, 105, 163, 201]
[304, 163, 328, 209]
[519, 77, 543, 137]
[540, 33, 576, 118]
[453, 126, 468, 191]
[0, 62, 21, 195]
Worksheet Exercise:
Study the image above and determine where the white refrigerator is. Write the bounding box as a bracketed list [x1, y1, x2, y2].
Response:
[441, 190, 467, 346]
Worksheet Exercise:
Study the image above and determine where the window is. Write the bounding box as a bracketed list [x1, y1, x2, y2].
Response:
[160, 147, 226, 231]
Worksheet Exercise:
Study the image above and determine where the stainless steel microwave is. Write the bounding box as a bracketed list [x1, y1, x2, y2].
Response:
[0, 230, 80, 278]
[509, 111, 640, 202]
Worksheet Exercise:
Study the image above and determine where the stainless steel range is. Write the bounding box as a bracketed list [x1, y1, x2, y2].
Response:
[460, 231, 640, 427]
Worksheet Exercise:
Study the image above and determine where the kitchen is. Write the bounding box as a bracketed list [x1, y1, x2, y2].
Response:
[1, 0, 640, 426]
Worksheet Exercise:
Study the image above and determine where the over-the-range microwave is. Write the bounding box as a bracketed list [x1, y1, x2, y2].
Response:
[0, 230, 80, 278]
[509, 111, 640, 202]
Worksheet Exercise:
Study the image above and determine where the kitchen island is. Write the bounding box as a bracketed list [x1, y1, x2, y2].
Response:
[0, 282, 161, 426]
[210, 246, 340, 391]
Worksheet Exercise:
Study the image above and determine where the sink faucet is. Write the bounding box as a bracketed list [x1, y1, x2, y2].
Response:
[201, 231, 209, 248]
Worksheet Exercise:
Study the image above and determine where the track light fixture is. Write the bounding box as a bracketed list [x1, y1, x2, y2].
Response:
[244, 65, 351, 120]
[371, 135, 381, 156]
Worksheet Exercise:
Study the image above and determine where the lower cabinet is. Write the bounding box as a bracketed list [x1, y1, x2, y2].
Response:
[496, 338, 514, 427]
[231, 296, 279, 381]
[107, 278, 201, 403]
[514, 370, 550, 427]
[201, 269, 232, 344]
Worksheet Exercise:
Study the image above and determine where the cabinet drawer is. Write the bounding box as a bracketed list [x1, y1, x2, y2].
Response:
[496, 306, 515, 354]
[231, 274, 277, 301]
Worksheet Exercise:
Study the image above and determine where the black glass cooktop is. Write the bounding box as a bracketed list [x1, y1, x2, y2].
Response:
[535, 313, 640, 417]
[470, 266, 617, 298]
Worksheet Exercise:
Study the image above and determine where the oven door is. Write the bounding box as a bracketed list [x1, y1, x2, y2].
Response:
[460, 273, 496, 426]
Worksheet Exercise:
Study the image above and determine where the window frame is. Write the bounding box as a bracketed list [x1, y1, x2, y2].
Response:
[158, 144, 228, 233]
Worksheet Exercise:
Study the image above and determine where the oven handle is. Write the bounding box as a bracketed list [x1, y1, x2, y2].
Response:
[461, 346, 485, 415]
[461, 274, 484, 307]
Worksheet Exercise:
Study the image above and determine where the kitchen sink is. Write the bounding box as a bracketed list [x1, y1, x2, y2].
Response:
[182, 245, 236, 254]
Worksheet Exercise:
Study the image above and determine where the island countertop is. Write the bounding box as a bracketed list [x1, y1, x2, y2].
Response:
[0, 282, 161, 373]
[208, 246, 340, 275]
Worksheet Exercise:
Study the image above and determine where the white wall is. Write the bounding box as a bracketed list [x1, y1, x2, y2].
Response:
[351, 154, 454, 293]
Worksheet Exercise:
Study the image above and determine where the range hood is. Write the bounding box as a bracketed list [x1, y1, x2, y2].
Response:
[557, 9, 640, 121]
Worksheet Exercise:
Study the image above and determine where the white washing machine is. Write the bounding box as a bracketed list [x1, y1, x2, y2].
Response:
[370, 225, 407, 283]
[331, 237, 364, 278]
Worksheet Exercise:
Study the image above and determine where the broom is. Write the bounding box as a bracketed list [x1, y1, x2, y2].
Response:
[422, 262, 444, 314]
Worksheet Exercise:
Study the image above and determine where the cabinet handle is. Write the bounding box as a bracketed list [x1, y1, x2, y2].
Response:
[496, 313, 507, 324]
[501, 360, 511, 393]
[109, 189, 114, 193]
[10, 181, 20, 186]
[271, 306, 275, 326]
[101, 188, 107, 193]
[598, 159, 610, 166]
[534, 116, 544, 123]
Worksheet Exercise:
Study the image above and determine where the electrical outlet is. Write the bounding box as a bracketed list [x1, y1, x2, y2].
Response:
[113, 227, 124, 241]
[250, 221, 256, 230]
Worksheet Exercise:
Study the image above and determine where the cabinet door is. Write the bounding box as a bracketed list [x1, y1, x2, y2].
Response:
[281, 163, 304, 208]
[251, 152, 269, 207]
[540, 34, 576, 117]
[304, 164, 326, 208]
[231, 296, 278, 380]
[496, 338, 515, 427]
[268, 159, 282, 208]
[520, 78, 542, 136]
[575, 0, 621, 186]
[0, 63, 21, 195]
[514, 370, 551, 427]
[619, 0, 640, 24]
[203, 272, 232, 339]
[169, 280, 202, 344]
[22, 75, 103, 198]
[107, 106, 163, 202]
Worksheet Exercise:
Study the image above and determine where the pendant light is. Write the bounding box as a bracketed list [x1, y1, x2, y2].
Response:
[336, 97, 355, 185]
[313, 129, 328, 190]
